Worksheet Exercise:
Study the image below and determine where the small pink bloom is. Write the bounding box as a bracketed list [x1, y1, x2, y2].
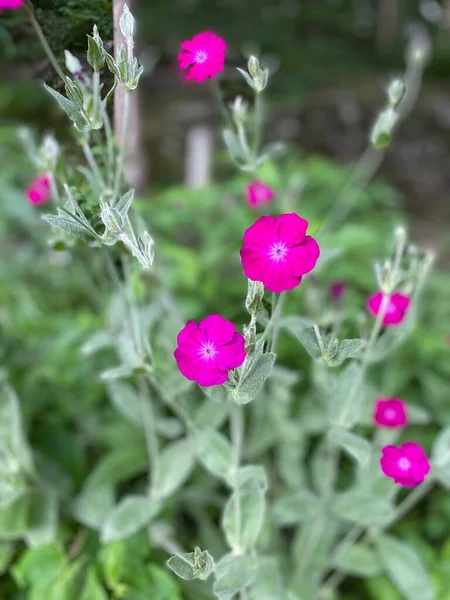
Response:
[329, 281, 347, 303]
[240, 213, 320, 293]
[373, 398, 408, 428]
[26, 173, 51, 205]
[366, 291, 410, 326]
[174, 314, 245, 387]
[178, 31, 227, 83]
[0, 0, 24, 11]
[380, 442, 430, 487]
[246, 181, 275, 208]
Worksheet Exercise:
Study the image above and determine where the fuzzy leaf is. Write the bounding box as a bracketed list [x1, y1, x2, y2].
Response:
[232, 353, 275, 405]
[42, 214, 97, 242]
[115, 189, 135, 217]
[273, 490, 319, 526]
[167, 547, 214, 581]
[250, 557, 284, 600]
[194, 430, 233, 480]
[329, 362, 365, 429]
[334, 492, 392, 526]
[222, 477, 266, 552]
[375, 534, 433, 600]
[334, 544, 382, 578]
[152, 439, 195, 501]
[213, 554, 257, 600]
[326, 339, 367, 367]
[101, 495, 160, 544]
[44, 84, 88, 130]
[328, 429, 371, 466]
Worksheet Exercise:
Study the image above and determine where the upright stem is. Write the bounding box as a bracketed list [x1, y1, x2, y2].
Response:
[24, 1, 66, 84]
[230, 403, 244, 553]
[102, 105, 116, 185]
[252, 91, 263, 157]
[269, 293, 286, 353]
[138, 378, 160, 497]
[113, 91, 131, 203]
[81, 141, 106, 192]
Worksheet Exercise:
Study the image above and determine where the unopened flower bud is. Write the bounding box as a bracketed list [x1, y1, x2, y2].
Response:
[39, 134, 60, 171]
[120, 4, 135, 39]
[101, 202, 125, 235]
[388, 79, 405, 108]
[64, 50, 83, 78]
[371, 108, 398, 149]
[395, 225, 406, 246]
[245, 279, 264, 314]
[248, 56, 261, 79]
[141, 231, 155, 266]
[409, 30, 432, 66]
[231, 96, 248, 127]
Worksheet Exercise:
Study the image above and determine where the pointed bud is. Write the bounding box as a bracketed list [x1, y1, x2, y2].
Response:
[141, 231, 155, 266]
[388, 79, 405, 108]
[101, 202, 125, 235]
[120, 4, 135, 39]
[371, 108, 398, 149]
[64, 50, 83, 77]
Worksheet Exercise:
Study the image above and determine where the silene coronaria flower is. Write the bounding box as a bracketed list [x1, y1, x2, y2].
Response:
[26, 173, 51, 205]
[367, 291, 410, 326]
[246, 181, 275, 208]
[373, 398, 408, 428]
[380, 442, 430, 487]
[0, 0, 24, 11]
[178, 31, 227, 83]
[240, 213, 320, 293]
[174, 314, 245, 387]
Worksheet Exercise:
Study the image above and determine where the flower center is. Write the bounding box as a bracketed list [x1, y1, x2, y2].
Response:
[398, 457, 411, 471]
[384, 408, 396, 420]
[195, 49, 208, 64]
[268, 241, 289, 263]
[199, 340, 217, 361]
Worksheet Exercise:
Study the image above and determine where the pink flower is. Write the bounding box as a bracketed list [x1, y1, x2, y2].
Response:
[0, 0, 24, 11]
[373, 398, 408, 428]
[26, 173, 51, 205]
[246, 181, 275, 208]
[240, 213, 320, 293]
[366, 291, 410, 326]
[329, 281, 347, 303]
[174, 314, 246, 387]
[380, 442, 430, 487]
[178, 31, 227, 82]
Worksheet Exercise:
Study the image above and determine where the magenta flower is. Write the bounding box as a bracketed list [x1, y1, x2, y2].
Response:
[174, 314, 246, 387]
[329, 281, 347, 303]
[26, 173, 51, 205]
[178, 31, 227, 83]
[366, 291, 410, 326]
[373, 398, 408, 428]
[240, 213, 320, 293]
[246, 181, 275, 208]
[380, 442, 430, 488]
[0, 0, 24, 11]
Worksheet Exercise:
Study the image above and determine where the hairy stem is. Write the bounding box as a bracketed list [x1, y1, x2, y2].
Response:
[113, 91, 131, 203]
[138, 378, 160, 497]
[230, 403, 244, 553]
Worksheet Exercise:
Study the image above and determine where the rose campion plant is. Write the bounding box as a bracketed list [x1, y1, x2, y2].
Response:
[5, 8, 445, 600]
[0, 0, 23, 11]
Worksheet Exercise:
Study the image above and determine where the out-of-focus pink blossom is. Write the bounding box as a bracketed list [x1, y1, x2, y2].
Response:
[246, 181, 275, 208]
[178, 31, 227, 82]
[26, 173, 51, 205]
[0, 0, 24, 11]
[373, 398, 408, 428]
[380, 442, 430, 487]
[367, 291, 410, 326]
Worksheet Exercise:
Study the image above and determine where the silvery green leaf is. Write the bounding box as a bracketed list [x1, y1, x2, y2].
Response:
[101, 495, 160, 544]
[87, 25, 106, 71]
[81, 331, 114, 356]
[222, 477, 266, 552]
[333, 491, 392, 526]
[279, 317, 318, 355]
[167, 547, 215, 581]
[194, 430, 233, 480]
[64, 77, 84, 110]
[334, 544, 381, 578]
[119, 4, 135, 38]
[156, 418, 183, 439]
[432, 427, 450, 487]
[213, 554, 257, 600]
[407, 403, 431, 425]
[328, 429, 371, 467]
[273, 490, 319, 526]
[100, 365, 135, 381]
[152, 439, 195, 501]
[0, 384, 33, 473]
[115, 189, 134, 217]
[223, 129, 243, 162]
[329, 362, 364, 429]
[236, 67, 257, 90]
[0, 496, 30, 541]
[237, 465, 268, 491]
[250, 557, 283, 600]
[375, 534, 433, 600]
[42, 214, 97, 243]
[194, 401, 229, 430]
[232, 353, 275, 405]
[326, 339, 367, 367]
[44, 84, 88, 130]
[105, 53, 121, 80]
[72, 485, 114, 530]
[24, 492, 58, 547]
[107, 382, 141, 426]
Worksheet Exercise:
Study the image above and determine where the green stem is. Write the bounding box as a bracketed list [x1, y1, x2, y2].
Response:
[113, 91, 131, 203]
[102, 105, 116, 185]
[230, 403, 244, 553]
[269, 292, 286, 353]
[81, 141, 106, 191]
[252, 91, 263, 158]
[24, 1, 66, 84]
[138, 378, 160, 497]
